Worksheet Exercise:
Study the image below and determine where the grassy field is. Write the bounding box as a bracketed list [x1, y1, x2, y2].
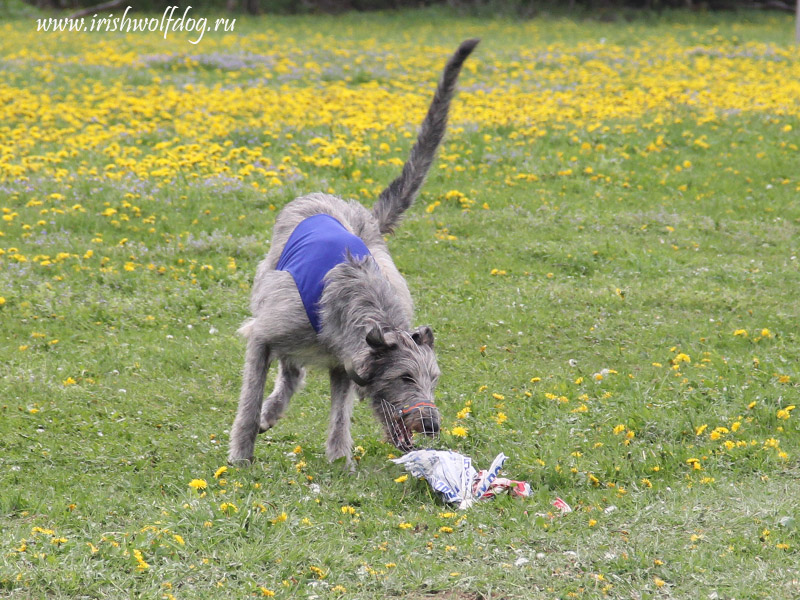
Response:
[1, 6, 800, 599]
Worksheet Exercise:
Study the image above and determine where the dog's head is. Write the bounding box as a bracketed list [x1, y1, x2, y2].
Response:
[346, 323, 440, 452]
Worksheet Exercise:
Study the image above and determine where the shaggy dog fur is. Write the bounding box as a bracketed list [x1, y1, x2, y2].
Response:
[228, 39, 479, 468]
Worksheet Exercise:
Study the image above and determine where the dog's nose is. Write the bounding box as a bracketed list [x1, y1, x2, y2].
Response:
[403, 402, 440, 436]
[419, 408, 440, 435]
[421, 416, 440, 435]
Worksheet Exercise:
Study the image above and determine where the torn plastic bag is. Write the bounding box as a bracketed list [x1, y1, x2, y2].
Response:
[391, 449, 531, 509]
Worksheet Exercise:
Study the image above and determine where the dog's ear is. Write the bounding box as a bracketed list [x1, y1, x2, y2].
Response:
[412, 325, 434, 349]
[365, 322, 399, 352]
[366, 324, 386, 350]
[344, 357, 371, 387]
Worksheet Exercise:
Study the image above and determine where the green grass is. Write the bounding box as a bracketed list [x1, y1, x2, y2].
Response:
[1, 7, 800, 600]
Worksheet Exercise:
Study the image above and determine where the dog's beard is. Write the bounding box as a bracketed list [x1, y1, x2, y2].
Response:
[379, 398, 415, 452]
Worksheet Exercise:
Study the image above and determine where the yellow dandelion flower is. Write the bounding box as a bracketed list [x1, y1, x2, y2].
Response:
[188, 479, 207, 491]
[309, 566, 326, 579]
[133, 549, 149, 572]
[710, 427, 729, 441]
[219, 502, 238, 514]
[270, 511, 287, 524]
[450, 426, 468, 438]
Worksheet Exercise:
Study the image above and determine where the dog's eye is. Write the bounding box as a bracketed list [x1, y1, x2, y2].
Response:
[401, 374, 415, 385]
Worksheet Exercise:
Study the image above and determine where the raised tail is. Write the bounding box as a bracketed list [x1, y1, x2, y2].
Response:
[372, 38, 479, 235]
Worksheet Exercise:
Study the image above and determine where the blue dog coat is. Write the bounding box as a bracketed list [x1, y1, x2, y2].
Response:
[276, 214, 372, 333]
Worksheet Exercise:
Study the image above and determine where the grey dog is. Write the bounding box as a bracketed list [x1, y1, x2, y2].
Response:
[228, 39, 479, 468]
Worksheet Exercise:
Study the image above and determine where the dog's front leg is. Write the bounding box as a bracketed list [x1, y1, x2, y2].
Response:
[228, 337, 272, 465]
[326, 366, 356, 472]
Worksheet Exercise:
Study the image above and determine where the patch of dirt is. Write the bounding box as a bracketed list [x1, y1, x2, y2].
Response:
[397, 592, 489, 600]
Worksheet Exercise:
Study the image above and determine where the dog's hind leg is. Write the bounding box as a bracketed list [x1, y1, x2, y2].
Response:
[260, 360, 305, 432]
[228, 337, 272, 465]
[326, 366, 356, 471]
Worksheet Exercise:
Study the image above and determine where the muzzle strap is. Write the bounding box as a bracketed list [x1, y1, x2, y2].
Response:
[400, 401, 437, 416]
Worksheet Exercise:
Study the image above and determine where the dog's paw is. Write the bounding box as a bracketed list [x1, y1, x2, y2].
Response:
[227, 452, 254, 467]
[259, 402, 283, 433]
[326, 445, 352, 464]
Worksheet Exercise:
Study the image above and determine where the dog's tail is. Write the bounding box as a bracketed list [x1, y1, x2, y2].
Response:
[372, 38, 479, 235]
